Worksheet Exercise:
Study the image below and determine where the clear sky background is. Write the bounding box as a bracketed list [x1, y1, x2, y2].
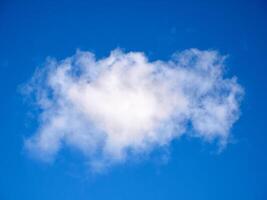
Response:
[0, 0, 267, 199]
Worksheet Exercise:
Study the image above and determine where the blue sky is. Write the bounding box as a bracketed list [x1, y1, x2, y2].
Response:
[0, 0, 267, 199]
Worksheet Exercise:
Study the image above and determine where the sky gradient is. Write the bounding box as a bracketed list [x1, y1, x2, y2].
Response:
[0, 0, 267, 199]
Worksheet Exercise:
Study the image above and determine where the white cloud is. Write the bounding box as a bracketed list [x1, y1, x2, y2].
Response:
[24, 48, 243, 169]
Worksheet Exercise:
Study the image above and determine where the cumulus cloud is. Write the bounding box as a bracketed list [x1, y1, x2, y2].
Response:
[24, 48, 243, 169]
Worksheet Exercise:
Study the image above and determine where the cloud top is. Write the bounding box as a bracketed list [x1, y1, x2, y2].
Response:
[25, 49, 243, 169]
